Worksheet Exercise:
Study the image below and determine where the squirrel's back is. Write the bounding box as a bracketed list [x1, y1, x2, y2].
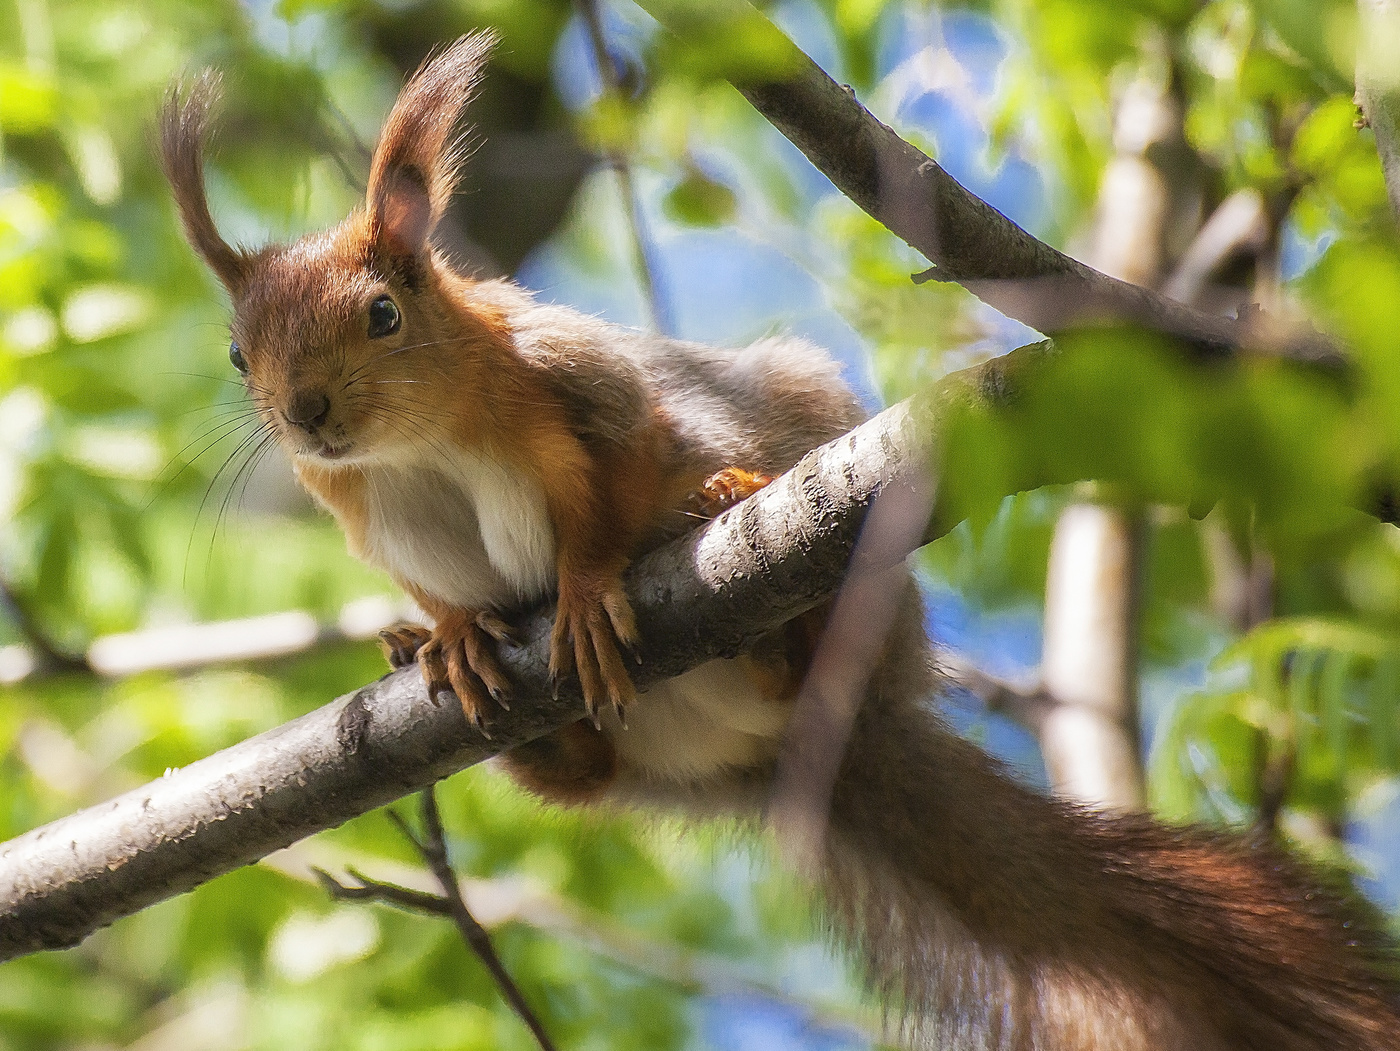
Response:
[475, 276, 866, 523]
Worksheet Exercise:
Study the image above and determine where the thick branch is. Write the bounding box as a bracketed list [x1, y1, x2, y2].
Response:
[0, 392, 938, 961]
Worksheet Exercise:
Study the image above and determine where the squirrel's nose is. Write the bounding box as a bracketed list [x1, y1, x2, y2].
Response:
[285, 390, 330, 431]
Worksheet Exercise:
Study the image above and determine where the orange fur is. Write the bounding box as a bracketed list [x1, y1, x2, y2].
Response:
[161, 37, 669, 724]
[497, 719, 619, 804]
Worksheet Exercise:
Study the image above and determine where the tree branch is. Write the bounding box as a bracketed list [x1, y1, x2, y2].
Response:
[937, 651, 1058, 736]
[392, 790, 559, 1051]
[637, 1, 1400, 524]
[0, 574, 89, 676]
[4, 2, 1395, 953]
[0, 316, 1386, 958]
[633, 0, 1345, 372]
[290, 840, 886, 1042]
[1356, 0, 1400, 223]
[573, 0, 673, 334]
[0, 390, 938, 961]
[7, 600, 417, 685]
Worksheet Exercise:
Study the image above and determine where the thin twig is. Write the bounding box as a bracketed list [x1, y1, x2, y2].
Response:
[397, 789, 560, 1051]
[1251, 733, 1295, 841]
[573, 0, 672, 334]
[317, 862, 564, 1048]
[1245, 538, 1283, 837]
[1162, 189, 1269, 306]
[315, 866, 452, 915]
[937, 650, 1058, 736]
[280, 840, 886, 1043]
[0, 574, 89, 675]
[631, 0, 1347, 373]
[318, 816, 561, 1051]
[768, 474, 934, 866]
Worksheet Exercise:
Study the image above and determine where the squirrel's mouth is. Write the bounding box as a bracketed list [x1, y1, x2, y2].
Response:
[299, 439, 351, 462]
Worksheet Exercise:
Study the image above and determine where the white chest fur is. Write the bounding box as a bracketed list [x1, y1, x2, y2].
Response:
[360, 451, 556, 610]
[605, 658, 792, 792]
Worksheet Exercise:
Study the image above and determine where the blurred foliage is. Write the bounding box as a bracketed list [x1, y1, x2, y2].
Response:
[4, 0, 1400, 1046]
[1153, 617, 1400, 825]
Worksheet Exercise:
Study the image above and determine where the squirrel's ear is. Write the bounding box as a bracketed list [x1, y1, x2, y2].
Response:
[366, 32, 495, 263]
[160, 74, 247, 294]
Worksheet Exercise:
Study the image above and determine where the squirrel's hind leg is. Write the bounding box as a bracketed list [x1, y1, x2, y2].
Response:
[686, 467, 775, 518]
[498, 719, 618, 805]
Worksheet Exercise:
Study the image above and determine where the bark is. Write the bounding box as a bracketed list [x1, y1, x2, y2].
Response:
[1040, 504, 1146, 810]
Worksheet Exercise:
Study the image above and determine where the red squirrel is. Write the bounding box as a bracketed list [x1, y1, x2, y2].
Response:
[162, 33, 1400, 1051]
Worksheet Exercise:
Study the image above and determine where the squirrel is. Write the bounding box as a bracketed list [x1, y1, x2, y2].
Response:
[161, 33, 1400, 1051]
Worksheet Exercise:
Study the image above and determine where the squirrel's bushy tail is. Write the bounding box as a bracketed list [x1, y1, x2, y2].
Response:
[819, 591, 1400, 1051]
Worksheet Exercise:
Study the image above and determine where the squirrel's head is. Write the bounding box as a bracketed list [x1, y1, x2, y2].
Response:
[160, 33, 498, 467]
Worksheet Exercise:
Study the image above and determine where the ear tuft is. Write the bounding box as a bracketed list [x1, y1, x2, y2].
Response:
[160, 73, 247, 293]
[366, 31, 497, 263]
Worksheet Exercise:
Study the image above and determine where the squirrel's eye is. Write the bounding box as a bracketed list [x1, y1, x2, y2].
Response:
[229, 341, 248, 375]
[368, 296, 401, 339]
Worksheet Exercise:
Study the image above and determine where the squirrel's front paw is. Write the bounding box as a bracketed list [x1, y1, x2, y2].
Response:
[382, 611, 513, 734]
[378, 622, 432, 669]
[549, 572, 639, 726]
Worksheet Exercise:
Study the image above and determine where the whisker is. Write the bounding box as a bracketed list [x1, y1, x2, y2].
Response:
[159, 371, 248, 389]
[171, 401, 259, 420]
[350, 395, 463, 431]
[351, 380, 539, 412]
[184, 424, 273, 587]
[146, 414, 264, 509]
[359, 406, 461, 468]
[355, 396, 465, 440]
[208, 429, 281, 575]
[351, 393, 458, 423]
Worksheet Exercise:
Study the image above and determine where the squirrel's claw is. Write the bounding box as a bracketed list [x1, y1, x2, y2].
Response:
[409, 611, 512, 735]
[686, 467, 776, 519]
[551, 573, 638, 726]
[378, 623, 431, 669]
[475, 610, 523, 647]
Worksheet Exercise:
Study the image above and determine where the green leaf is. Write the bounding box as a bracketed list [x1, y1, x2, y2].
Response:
[662, 166, 737, 227]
